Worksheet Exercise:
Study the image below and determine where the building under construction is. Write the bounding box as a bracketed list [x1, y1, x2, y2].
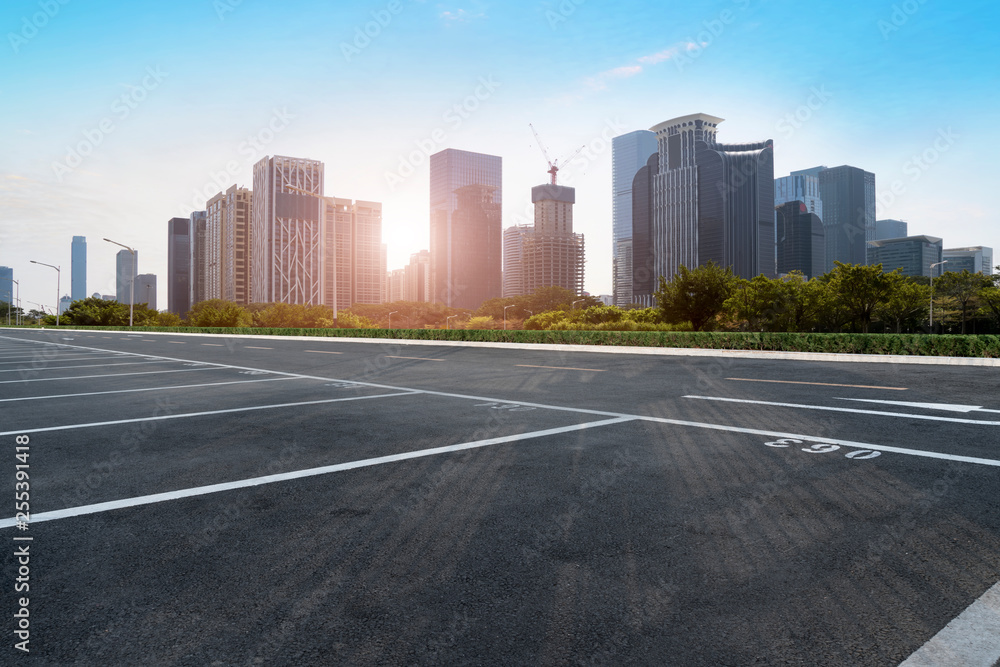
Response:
[521, 184, 585, 295]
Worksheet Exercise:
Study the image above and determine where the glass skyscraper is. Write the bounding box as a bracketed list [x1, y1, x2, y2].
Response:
[611, 130, 657, 306]
[71, 236, 86, 302]
[816, 165, 876, 271]
[776, 201, 825, 279]
[167, 217, 192, 315]
[429, 148, 502, 309]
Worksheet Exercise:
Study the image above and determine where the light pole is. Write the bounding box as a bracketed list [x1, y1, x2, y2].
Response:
[572, 299, 586, 309]
[446, 315, 458, 330]
[104, 238, 136, 327]
[388, 310, 398, 329]
[503, 304, 515, 330]
[929, 260, 948, 331]
[3, 291, 9, 326]
[29, 260, 60, 327]
[11, 279, 19, 326]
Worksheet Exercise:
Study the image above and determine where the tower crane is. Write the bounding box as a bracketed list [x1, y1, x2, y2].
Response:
[529, 124, 586, 186]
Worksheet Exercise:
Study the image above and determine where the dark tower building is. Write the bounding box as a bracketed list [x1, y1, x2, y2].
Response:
[776, 201, 826, 279]
[817, 165, 875, 270]
[429, 149, 502, 309]
[631, 153, 658, 304]
[167, 217, 192, 316]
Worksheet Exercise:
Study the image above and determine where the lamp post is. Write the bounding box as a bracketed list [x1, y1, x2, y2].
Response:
[11, 279, 19, 326]
[29, 260, 60, 327]
[503, 304, 515, 330]
[4, 291, 9, 326]
[572, 299, 585, 309]
[446, 314, 458, 330]
[388, 310, 398, 329]
[929, 260, 948, 331]
[103, 238, 136, 327]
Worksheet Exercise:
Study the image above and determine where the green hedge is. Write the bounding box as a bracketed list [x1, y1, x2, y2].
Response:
[38, 325, 1000, 357]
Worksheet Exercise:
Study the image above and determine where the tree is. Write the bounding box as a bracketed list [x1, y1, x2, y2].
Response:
[935, 270, 991, 334]
[875, 275, 930, 333]
[655, 262, 736, 331]
[827, 262, 900, 334]
[61, 297, 158, 326]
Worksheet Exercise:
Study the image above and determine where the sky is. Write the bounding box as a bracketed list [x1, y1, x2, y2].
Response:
[1, 0, 998, 312]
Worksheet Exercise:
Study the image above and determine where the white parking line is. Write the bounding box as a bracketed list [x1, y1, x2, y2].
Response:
[245, 346, 273, 350]
[0, 355, 131, 366]
[0, 367, 220, 384]
[0, 377, 300, 403]
[0, 360, 174, 374]
[0, 391, 421, 437]
[0, 417, 633, 529]
[900, 580, 1000, 667]
[305, 350, 343, 354]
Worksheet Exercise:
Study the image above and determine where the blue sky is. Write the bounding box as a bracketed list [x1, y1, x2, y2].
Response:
[2, 0, 998, 310]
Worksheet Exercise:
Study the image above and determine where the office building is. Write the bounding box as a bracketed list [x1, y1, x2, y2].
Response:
[430, 149, 502, 309]
[775, 171, 823, 219]
[59, 295, 72, 315]
[323, 197, 384, 310]
[189, 210, 208, 306]
[1, 267, 14, 314]
[136, 274, 157, 310]
[387, 269, 405, 302]
[612, 130, 658, 306]
[115, 249, 138, 304]
[167, 217, 192, 315]
[943, 246, 993, 275]
[251, 156, 325, 305]
[522, 184, 585, 295]
[205, 192, 226, 300]
[867, 235, 943, 277]
[816, 165, 876, 270]
[71, 236, 87, 302]
[875, 219, 908, 241]
[205, 185, 253, 304]
[502, 225, 533, 298]
[630, 153, 659, 305]
[776, 201, 825, 279]
[404, 250, 431, 302]
[649, 113, 775, 283]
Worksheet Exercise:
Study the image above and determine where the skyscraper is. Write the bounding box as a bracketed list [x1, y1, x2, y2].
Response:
[136, 274, 157, 310]
[189, 210, 208, 307]
[612, 130, 658, 306]
[630, 153, 659, 305]
[0, 266, 13, 309]
[167, 217, 192, 315]
[817, 165, 876, 270]
[115, 249, 138, 304]
[776, 201, 825, 279]
[502, 225, 533, 298]
[430, 148, 502, 309]
[206, 185, 253, 304]
[650, 114, 775, 282]
[875, 219, 908, 241]
[774, 170, 824, 220]
[522, 184, 585, 295]
[323, 197, 384, 310]
[404, 250, 431, 302]
[251, 156, 325, 305]
[71, 236, 87, 302]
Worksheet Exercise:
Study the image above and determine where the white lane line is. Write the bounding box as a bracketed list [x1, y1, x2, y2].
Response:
[0, 417, 633, 529]
[305, 350, 343, 354]
[0, 377, 300, 403]
[0, 360, 174, 374]
[245, 346, 273, 350]
[169, 342, 187, 345]
[727, 377, 907, 391]
[202, 343, 224, 347]
[684, 395, 1000, 426]
[517, 364, 606, 372]
[0, 391, 420, 437]
[386, 356, 445, 362]
[900, 581, 1000, 667]
[0, 367, 220, 384]
[0, 355, 131, 366]
[838, 398, 1000, 415]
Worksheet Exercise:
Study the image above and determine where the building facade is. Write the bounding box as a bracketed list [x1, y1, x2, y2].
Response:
[775, 171, 823, 220]
[875, 219, 908, 241]
[71, 236, 87, 302]
[630, 153, 659, 305]
[612, 130, 658, 306]
[167, 217, 192, 315]
[136, 274, 157, 310]
[404, 250, 431, 302]
[522, 184, 585, 295]
[429, 149, 502, 309]
[776, 201, 825, 279]
[115, 248, 138, 304]
[817, 165, 876, 270]
[251, 156, 325, 305]
[0, 267, 12, 307]
[323, 197, 384, 311]
[502, 225, 533, 298]
[942, 246, 993, 275]
[189, 210, 208, 307]
[867, 235, 943, 277]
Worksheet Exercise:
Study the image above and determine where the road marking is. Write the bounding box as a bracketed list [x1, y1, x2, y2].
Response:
[0, 417, 633, 529]
[838, 398, 1000, 414]
[0, 391, 420, 438]
[516, 364, 606, 372]
[202, 343, 224, 347]
[726, 377, 907, 391]
[0, 367, 219, 384]
[0, 355, 130, 366]
[0, 360, 174, 374]
[305, 350, 343, 354]
[0, 377, 300, 403]
[245, 346, 273, 350]
[684, 395, 1000, 426]
[169, 341, 186, 345]
[386, 355, 445, 362]
[900, 580, 1000, 667]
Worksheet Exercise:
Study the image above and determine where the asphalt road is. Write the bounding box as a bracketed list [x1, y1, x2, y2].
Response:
[0, 327, 998, 666]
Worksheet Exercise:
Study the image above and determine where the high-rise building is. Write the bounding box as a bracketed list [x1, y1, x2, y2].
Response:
[59, 295, 72, 315]
[189, 210, 208, 307]
[943, 246, 993, 275]
[522, 184, 585, 295]
[205, 192, 226, 300]
[323, 198, 384, 310]
[205, 185, 253, 304]
[774, 171, 823, 220]
[429, 149, 502, 309]
[0, 266, 13, 308]
[167, 217, 192, 315]
[875, 219, 908, 241]
[115, 249, 138, 304]
[776, 201, 825, 279]
[650, 114, 775, 283]
[612, 130, 658, 306]
[502, 225, 533, 298]
[71, 236, 87, 302]
[867, 235, 943, 277]
[251, 156, 325, 305]
[404, 250, 431, 302]
[136, 274, 157, 310]
[387, 269, 405, 302]
[817, 165, 876, 270]
[630, 153, 659, 305]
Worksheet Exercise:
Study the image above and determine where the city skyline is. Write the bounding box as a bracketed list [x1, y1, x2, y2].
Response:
[2, 0, 997, 311]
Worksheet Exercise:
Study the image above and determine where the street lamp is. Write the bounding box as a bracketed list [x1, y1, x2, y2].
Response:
[104, 238, 136, 327]
[572, 299, 586, 309]
[503, 304, 515, 330]
[11, 279, 19, 326]
[929, 260, 948, 330]
[29, 260, 60, 327]
[3, 290, 9, 326]
[446, 314, 458, 330]
[388, 310, 398, 329]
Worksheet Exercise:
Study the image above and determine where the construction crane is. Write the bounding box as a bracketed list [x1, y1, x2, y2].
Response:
[529, 123, 586, 186]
